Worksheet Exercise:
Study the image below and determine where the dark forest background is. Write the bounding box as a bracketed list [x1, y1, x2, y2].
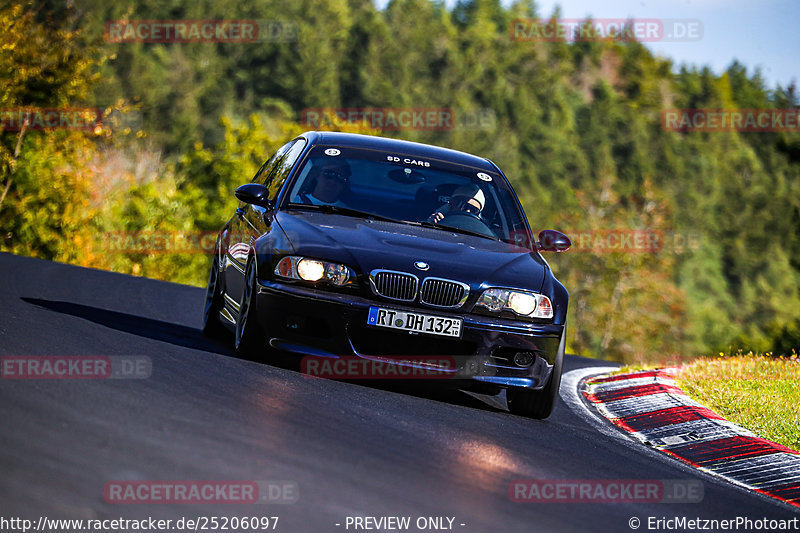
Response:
[2, 0, 799, 363]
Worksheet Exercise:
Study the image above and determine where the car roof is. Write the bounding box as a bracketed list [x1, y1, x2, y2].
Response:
[298, 131, 500, 173]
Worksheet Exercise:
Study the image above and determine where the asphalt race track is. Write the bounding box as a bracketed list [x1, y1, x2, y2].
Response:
[1, 252, 798, 532]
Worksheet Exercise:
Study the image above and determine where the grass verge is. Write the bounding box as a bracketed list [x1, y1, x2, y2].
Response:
[612, 354, 800, 450]
[674, 353, 800, 451]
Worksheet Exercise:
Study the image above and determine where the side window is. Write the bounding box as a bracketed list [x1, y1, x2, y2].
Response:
[264, 139, 307, 199]
[252, 140, 296, 185]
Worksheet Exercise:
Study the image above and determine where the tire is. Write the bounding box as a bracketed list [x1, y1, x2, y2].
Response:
[506, 328, 565, 419]
[234, 257, 266, 357]
[202, 252, 227, 338]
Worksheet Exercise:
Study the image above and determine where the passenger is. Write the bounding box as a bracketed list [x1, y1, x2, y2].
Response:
[297, 161, 352, 206]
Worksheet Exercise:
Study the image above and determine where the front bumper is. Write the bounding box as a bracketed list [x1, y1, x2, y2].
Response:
[254, 279, 564, 391]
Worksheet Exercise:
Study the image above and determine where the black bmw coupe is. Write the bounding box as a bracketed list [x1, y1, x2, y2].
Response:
[203, 131, 571, 418]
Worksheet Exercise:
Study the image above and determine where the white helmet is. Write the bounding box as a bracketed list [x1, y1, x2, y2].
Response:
[451, 183, 485, 211]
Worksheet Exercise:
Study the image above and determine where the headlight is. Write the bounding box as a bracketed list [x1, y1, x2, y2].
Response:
[476, 288, 553, 319]
[508, 291, 537, 316]
[297, 259, 324, 281]
[325, 263, 350, 286]
[274, 256, 354, 287]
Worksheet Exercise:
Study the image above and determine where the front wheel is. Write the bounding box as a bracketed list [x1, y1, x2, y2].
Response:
[506, 329, 565, 419]
[234, 258, 266, 357]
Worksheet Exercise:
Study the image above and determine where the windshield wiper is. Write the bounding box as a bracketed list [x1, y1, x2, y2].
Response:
[286, 203, 402, 224]
[413, 220, 500, 242]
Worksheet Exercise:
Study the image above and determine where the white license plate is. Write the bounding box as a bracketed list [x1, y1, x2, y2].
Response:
[367, 307, 462, 338]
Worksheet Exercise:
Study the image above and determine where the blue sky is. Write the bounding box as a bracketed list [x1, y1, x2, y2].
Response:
[376, 0, 799, 91]
[531, 0, 799, 90]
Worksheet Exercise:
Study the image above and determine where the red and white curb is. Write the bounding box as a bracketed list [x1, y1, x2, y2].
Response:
[578, 367, 800, 509]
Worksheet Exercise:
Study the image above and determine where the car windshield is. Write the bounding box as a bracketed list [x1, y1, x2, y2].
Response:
[284, 145, 532, 246]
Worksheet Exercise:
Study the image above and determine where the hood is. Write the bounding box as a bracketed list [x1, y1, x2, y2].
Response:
[275, 210, 547, 292]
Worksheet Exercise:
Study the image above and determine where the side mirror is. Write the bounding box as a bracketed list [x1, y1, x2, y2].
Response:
[235, 183, 273, 209]
[537, 230, 571, 252]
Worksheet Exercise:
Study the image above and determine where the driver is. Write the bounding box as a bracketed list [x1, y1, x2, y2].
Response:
[427, 183, 485, 223]
[297, 160, 352, 207]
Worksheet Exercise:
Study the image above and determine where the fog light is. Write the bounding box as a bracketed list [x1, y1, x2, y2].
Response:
[513, 351, 535, 368]
[286, 316, 304, 330]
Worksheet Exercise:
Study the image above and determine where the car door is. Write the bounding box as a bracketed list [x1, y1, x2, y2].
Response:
[225, 139, 307, 308]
